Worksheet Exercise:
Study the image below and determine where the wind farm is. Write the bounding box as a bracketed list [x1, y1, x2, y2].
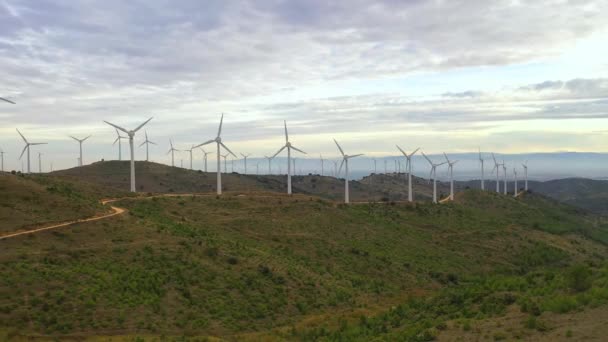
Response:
[1, 1, 607, 340]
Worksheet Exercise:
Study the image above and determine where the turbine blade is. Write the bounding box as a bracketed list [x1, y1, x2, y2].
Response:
[396, 145, 407, 156]
[421, 152, 432, 165]
[133, 117, 153, 132]
[83, 135, 91, 142]
[349, 153, 364, 158]
[104, 121, 129, 134]
[139, 141, 146, 147]
[333, 139, 345, 156]
[338, 158, 345, 175]
[492, 152, 497, 164]
[194, 139, 215, 148]
[220, 141, 236, 157]
[69, 135, 79, 141]
[149, 141, 157, 145]
[443, 152, 450, 163]
[272, 145, 287, 158]
[409, 147, 420, 157]
[291, 145, 306, 154]
[16, 129, 28, 143]
[19, 145, 27, 160]
[217, 113, 224, 137]
[284, 120, 289, 142]
[30, 143, 47, 145]
[0, 97, 16, 104]
[113, 136, 119, 145]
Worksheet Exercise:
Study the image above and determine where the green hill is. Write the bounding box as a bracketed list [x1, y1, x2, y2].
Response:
[1, 173, 607, 340]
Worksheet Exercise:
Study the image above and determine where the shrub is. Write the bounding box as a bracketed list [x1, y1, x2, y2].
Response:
[567, 265, 592, 292]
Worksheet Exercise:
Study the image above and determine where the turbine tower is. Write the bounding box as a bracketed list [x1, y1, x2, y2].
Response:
[333, 160, 338, 177]
[38, 152, 43, 173]
[0, 148, 6, 172]
[167, 139, 181, 167]
[17, 129, 47, 174]
[186, 145, 197, 170]
[113, 128, 128, 160]
[320, 154, 325, 176]
[522, 161, 529, 191]
[103, 117, 153, 192]
[397, 145, 419, 202]
[491, 153, 502, 193]
[272, 120, 306, 195]
[373, 158, 377, 174]
[422, 152, 447, 204]
[69, 135, 91, 166]
[479, 148, 485, 190]
[221, 153, 229, 173]
[199, 148, 213, 172]
[513, 168, 519, 197]
[240, 153, 251, 174]
[264, 155, 273, 174]
[139, 131, 156, 162]
[195, 114, 236, 195]
[502, 161, 508, 195]
[334, 139, 363, 204]
[0, 97, 15, 104]
[443, 153, 459, 201]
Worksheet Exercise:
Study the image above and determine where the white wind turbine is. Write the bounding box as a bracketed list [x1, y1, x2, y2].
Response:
[264, 155, 273, 174]
[0, 148, 6, 172]
[502, 161, 508, 195]
[522, 161, 529, 191]
[397, 146, 420, 202]
[0, 97, 15, 104]
[491, 153, 502, 193]
[320, 154, 325, 176]
[186, 145, 197, 170]
[69, 135, 91, 166]
[422, 152, 447, 204]
[195, 114, 236, 195]
[255, 162, 260, 175]
[334, 139, 363, 204]
[199, 148, 213, 172]
[241, 153, 251, 174]
[139, 131, 156, 162]
[443, 153, 459, 201]
[17, 129, 47, 174]
[113, 128, 128, 161]
[272, 121, 306, 195]
[479, 148, 485, 190]
[373, 158, 377, 174]
[513, 168, 519, 197]
[167, 139, 181, 167]
[221, 153, 229, 173]
[103, 117, 153, 192]
[38, 152, 43, 173]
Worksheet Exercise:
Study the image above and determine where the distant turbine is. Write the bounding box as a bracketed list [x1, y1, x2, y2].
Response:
[422, 152, 447, 204]
[0, 148, 6, 172]
[443, 153, 459, 201]
[373, 158, 377, 174]
[513, 168, 519, 197]
[332, 160, 338, 177]
[264, 155, 273, 174]
[17, 129, 47, 174]
[103, 117, 153, 192]
[397, 146, 420, 202]
[241, 153, 251, 174]
[502, 161, 508, 195]
[199, 148, 213, 172]
[112, 128, 128, 160]
[272, 120, 306, 195]
[255, 162, 260, 175]
[384, 160, 387, 173]
[166, 139, 181, 167]
[320, 154, 325, 176]
[491, 153, 502, 193]
[69, 135, 91, 166]
[38, 152, 43, 173]
[231, 158, 234, 173]
[138, 130, 156, 162]
[0, 97, 15, 104]
[522, 161, 529, 191]
[195, 114, 236, 195]
[334, 139, 363, 204]
[221, 153, 229, 173]
[479, 148, 485, 190]
[292, 158, 297, 176]
[186, 145, 197, 170]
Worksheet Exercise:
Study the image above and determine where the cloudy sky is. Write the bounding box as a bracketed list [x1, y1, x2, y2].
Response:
[1, 0, 607, 172]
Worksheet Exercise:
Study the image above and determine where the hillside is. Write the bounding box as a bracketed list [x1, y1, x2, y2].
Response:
[51, 161, 453, 202]
[1, 180, 607, 340]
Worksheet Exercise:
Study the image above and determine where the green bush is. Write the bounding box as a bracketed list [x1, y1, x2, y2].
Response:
[567, 265, 592, 292]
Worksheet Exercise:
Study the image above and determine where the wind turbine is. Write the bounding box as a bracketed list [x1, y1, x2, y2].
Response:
[17, 129, 47, 174]
[334, 139, 363, 204]
[199, 148, 213, 172]
[139, 131, 156, 162]
[443, 153, 459, 201]
[373, 158, 377, 174]
[422, 152, 447, 204]
[264, 155, 273, 174]
[272, 120, 306, 195]
[186, 145, 197, 170]
[479, 148, 485, 190]
[397, 146, 420, 202]
[112, 128, 128, 160]
[255, 162, 260, 175]
[0, 148, 6, 172]
[384, 160, 387, 174]
[38, 152, 43, 173]
[320, 154, 325, 176]
[241, 153, 251, 174]
[221, 153, 229, 173]
[491, 153, 502, 193]
[522, 161, 529, 191]
[167, 139, 181, 167]
[332, 160, 338, 177]
[502, 161, 508, 195]
[195, 114, 236, 195]
[69, 135, 91, 166]
[103, 117, 153, 192]
[0, 97, 15, 104]
[513, 168, 519, 197]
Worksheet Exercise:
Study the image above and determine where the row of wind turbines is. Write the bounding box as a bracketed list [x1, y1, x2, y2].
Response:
[5, 109, 530, 204]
